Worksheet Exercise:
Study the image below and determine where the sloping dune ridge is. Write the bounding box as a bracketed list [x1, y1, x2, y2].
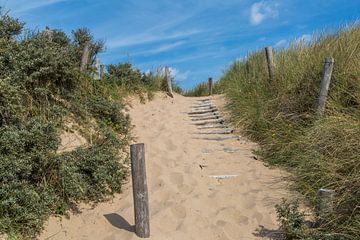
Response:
[40, 93, 292, 240]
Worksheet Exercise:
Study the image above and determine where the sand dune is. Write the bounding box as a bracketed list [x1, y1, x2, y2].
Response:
[40, 93, 291, 240]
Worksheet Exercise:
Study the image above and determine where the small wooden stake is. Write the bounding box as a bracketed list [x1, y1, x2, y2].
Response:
[100, 64, 105, 78]
[208, 77, 213, 96]
[317, 188, 335, 221]
[265, 46, 275, 80]
[165, 67, 174, 98]
[317, 57, 335, 116]
[80, 42, 91, 72]
[130, 143, 150, 238]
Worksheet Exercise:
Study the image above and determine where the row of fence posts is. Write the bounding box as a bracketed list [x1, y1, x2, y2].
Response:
[264, 46, 335, 222]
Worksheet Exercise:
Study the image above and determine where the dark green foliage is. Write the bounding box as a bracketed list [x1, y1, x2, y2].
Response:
[0, 13, 130, 238]
[219, 24, 360, 239]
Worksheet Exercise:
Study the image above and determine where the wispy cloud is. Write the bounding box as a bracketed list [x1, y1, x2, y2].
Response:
[250, 1, 279, 25]
[3, 0, 67, 14]
[169, 67, 190, 82]
[107, 29, 201, 49]
[133, 41, 185, 56]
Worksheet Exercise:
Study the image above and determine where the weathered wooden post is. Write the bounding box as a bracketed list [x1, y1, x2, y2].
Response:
[165, 67, 174, 98]
[130, 143, 150, 238]
[80, 42, 91, 72]
[265, 46, 275, 80]
[100, 64, 105, 79]
[94, 58, 100, 80]
[317, 188, 335, 222]
[317, 57, 335, 116]
[208, 77, 213, 96]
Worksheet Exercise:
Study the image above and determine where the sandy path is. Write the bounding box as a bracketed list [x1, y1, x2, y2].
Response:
[40, 93, 291, 240]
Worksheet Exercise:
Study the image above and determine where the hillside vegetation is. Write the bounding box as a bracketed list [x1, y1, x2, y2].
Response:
[208, 25, 360, 239]
[0, 13, 169, 238]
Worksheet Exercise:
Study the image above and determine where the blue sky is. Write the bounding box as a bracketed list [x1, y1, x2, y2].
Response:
[1, 0, 359, 89]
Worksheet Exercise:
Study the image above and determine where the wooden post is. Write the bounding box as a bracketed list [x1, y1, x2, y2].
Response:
[100, 64, 105, 78]
[130, 143, 150, 238]
[317, 57, 335, 116]
[165, 67, 174, 98]
[265, 46, 275, 80]
[80, 42, 91, 72]
[208, 77, 213, 96]
[317, 188, 335, 221]
[94, 58, 100, 80]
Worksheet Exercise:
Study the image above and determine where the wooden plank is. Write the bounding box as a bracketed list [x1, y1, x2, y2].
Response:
[197, 125, 228, 129]
[317, 57, 334, 116]
[189, 112, 219, 118]
[197, 129, 234, 134]
[209, 175, 238, 180]
[130, 143, 150, 238]
[195, 136, 240, 141]
[194, 119, 224, 126]
[191, 106, 217, 111]
[191, 115, 221, 121]
[265, 46, 275, 80]
[188, 109, 218, 115]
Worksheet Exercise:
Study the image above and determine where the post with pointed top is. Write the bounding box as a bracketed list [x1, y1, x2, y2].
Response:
[208, 77, 213, 96]
[80, 42, 91, 72]
[130, 143, 150, 238]
[317, 57, 335, 116]
[265, 46, 275, 80]
[165, 67, 174, 98]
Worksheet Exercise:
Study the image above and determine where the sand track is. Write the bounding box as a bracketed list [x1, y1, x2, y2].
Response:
[40, 93, 290, 240]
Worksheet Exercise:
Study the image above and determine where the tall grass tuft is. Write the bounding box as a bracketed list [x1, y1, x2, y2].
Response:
[218, 24, 360, 239]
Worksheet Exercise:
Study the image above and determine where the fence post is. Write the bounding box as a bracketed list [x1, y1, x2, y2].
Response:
[130, 143, 150, 238]
[208, 77, 213, 96]
[165, 67, 174, 98]
[317, 188, 335, 222]
[94, 58, 100, 80]
[265, 46, 275, 80]
[80, 42, 91, 72]
[317, 57, 335, 116]
[100, 64, 105, 79]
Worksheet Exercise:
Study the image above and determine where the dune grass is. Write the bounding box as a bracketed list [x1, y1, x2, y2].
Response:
[216, 24, 360, 239]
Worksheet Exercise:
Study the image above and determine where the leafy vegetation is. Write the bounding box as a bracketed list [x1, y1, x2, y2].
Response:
[0, 12, 168, 238]
[216, 24, 360, 239]
[183, 80, 220, 97]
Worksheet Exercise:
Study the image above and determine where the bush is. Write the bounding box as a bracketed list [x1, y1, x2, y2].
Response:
[0, 13, 130, 238]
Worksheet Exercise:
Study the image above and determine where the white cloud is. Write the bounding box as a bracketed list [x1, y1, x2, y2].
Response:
[274, 39, 287, 48]
[133, 41, 185, 56]
[169, 67, 190, 82]
[250, 1, 278, 25]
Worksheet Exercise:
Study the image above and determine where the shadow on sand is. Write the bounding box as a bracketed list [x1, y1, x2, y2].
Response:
[104, 213, 135, 233]
[253, 225, 285, 240]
